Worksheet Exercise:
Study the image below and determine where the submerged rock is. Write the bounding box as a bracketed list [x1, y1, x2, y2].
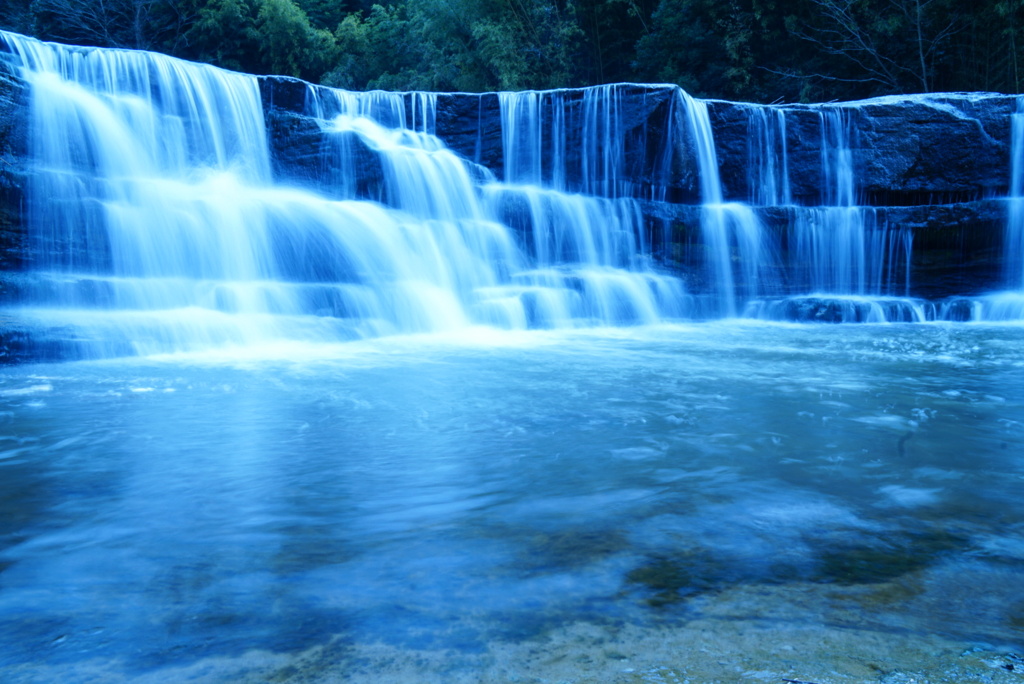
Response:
[744, 296, 932, 323]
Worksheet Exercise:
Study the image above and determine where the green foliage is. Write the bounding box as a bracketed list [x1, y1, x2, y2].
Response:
[3, 0, 1021, 101]
[323, 4, 435, 90]
[403, 0, 492, 91]
[254, 0, 336, 79]
[322, 0, 582, 92]
[181, 0, 336, 79]
[634, 0, 758, 99]
[322, 12, 371, 89]
[184, 0, 260, 72]
[293, 0, 367, 30]
[461, 0, 582, 90]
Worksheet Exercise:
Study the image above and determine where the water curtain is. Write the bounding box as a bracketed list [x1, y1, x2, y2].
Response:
[2, 34, 687, 358]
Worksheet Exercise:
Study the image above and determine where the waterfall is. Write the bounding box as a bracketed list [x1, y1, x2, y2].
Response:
[747, 107, 792, 207]
[742, 107, 920, 322]
[4, 31, 1023, 359]
[500, 91, 547, 189]
[493, 87, 689, 326]
[820, 109, 855, 207]
[496, 85, 637, 198]
[797, 109, 912, 299]
[959, 95, 1024, 321]
[679, 94, 768, 317]
[1008, 97, 1024, 290]
[0, 33, 691, 359]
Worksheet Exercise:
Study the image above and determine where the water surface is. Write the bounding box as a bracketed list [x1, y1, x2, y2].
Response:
[1, 322, 1022, 682]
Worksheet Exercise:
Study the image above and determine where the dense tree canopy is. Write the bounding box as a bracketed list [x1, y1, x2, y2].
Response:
[1, 0, 1021, 101]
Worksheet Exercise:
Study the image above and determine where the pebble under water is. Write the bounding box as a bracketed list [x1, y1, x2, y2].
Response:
[1, 322, 1022, 683]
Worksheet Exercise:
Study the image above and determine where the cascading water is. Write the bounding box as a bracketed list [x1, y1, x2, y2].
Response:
[3, 31, 1024, 356]
[747, 107, 792, 207]
[4, 33, 301, 356]
[495, 86, 771, 319]
[961, 95, 1024, 321]
[793, 113, 914, 299]
[681, 95, 768, 317]
[488, 88, 689, 325]
[497, 85, 633, 198]
[1, 33, 690, 359]
[1006, 96, 1024, 291]
[743, 107, 919, 322]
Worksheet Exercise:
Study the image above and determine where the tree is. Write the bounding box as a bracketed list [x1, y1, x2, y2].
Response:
[569, 0, 652, 84]
[182, 0, 261, 72]
[180, 0, 337, 80]
[253, 0, 336, 80]
[30, 0, 190, 50]
[293, 0, 365, 30]
[457, 0, 581, 90]
[322, 0, 583, 92]
[992, 0, 1023, 92]
[9, 0, 1019, 101]
[634, 0, 760, 99]
[947, 0, 1023, 94]
[790, 0, 962, 93]
[323, 4, 436, 90]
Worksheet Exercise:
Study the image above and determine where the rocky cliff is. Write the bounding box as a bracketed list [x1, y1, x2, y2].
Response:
[253, 76, 1018, 295]
[0, 42, 1019, 298]
[706, 94, 1017, 295]
[709, 95, 1017, 204]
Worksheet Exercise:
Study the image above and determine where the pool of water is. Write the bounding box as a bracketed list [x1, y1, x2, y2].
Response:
[1, 322, 1023, 682]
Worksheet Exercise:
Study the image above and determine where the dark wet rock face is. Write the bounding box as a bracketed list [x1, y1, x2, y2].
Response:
[0, 39, 1020, 304]
[265, 109, 387, 202]
[855, 95, 1015, 202]
[259, 81, 700, 203]
[709, 95, 1017, 205]
[0, 51, 28, 274]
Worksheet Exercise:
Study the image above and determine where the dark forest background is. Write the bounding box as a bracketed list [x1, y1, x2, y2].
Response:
[1, 0, 1021, 102]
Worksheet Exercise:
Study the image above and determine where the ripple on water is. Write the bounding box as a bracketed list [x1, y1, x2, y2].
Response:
[0, 324, 1022, 681]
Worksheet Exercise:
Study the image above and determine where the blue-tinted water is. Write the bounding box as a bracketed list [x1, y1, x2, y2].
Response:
[1, 323, 1022, 682]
